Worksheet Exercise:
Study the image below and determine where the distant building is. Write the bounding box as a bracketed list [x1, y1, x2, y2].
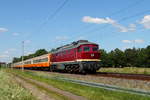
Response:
[0, 62, 6, 67]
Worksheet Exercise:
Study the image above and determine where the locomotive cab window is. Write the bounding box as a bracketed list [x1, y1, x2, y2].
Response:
[83, 46, 90, 52]
[78, 47, 82, 52]
[92, 47, 98, 51]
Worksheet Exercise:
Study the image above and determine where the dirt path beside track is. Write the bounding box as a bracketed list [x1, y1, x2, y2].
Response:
[13, 73, 87, 100]
[14, 76, 54, 100]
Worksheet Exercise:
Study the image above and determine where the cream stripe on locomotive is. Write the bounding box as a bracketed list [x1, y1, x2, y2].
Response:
[76, 59, 101, 62]
[52, 59, 100, 64]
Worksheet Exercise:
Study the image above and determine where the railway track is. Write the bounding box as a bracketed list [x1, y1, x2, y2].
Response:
[15, 69, 150, 81]
[95, 72, 150, 81]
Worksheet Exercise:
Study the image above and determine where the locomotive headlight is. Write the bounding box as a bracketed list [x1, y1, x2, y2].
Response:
[91, 54, 94, 57]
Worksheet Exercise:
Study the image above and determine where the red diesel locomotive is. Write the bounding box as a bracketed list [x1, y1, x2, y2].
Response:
[51, 40, 101, 73]
[12, 40, 101, 73]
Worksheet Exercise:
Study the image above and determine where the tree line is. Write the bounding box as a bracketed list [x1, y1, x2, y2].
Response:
[12, 46, 150, 67]
[12, 49, 48, 63]
[100, 45, 150, 67]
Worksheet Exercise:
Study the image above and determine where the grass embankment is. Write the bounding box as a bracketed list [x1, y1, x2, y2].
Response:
[9, 69, 150, 100]
[0, 68, 36, 100]
[16, 74, 71, 100]
[99, 67, 150, 75]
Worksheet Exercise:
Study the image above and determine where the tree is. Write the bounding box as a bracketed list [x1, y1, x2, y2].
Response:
[12, 57, 21, 63]
[12, 49, 48, 63]
[107, 50, 115, 67]
[124, 48, 138, 67]
[145, 46, 150, 67]
[34, 49, 48, 57]
[12, 45, 150, 68]
[49, 48, 56, 52]
[113, 48, 125, 67]
[135, 48, 147, 67]
[99, 49, 109, 67]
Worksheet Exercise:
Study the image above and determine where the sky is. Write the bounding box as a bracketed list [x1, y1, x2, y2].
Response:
[0, 0, 150, 62]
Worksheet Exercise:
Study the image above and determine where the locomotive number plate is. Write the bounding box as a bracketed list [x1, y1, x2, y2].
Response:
[91, 54, 94, 57]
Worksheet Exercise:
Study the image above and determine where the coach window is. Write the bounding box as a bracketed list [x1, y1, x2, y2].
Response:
[83, 46, 90, 52]
[33, 60, 36, 63]
[41, 58, 48, 62]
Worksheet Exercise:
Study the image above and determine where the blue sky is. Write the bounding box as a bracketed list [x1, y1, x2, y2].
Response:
[0, 0, 150, 62]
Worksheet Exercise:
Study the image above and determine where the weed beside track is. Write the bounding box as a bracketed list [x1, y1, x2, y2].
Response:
[8, 69, 150, 100]
[0, 69, 36, 100]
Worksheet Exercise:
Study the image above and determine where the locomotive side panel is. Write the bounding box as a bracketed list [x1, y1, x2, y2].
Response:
[51, 48, 77, 63]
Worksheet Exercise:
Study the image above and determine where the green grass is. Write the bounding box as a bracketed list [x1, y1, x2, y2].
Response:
[98, 67, 150, 75]
[17, 74, 71, 100]
[10, 69, 150, 100]
[0, 69, 36, 100]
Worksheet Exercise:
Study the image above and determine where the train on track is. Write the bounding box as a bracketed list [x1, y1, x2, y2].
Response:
[12, 40, 101, 73]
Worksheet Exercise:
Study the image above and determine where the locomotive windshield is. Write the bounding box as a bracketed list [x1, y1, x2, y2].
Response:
[92, 47, 98, 51]
[83, 46, 90, 52]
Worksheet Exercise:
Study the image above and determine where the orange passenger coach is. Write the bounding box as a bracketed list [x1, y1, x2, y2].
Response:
[12, 53, 52, 69]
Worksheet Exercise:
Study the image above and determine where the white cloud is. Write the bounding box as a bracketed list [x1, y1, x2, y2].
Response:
[122, 40, 132, 43]
[114, 23, 136, 32]
[4, 51, 9, 54]
[0, 55, 9, 58]
[0, 27, 8, 33]
[0, 48, 18, 62]
[12, 32, 20, 36]
[82, 16, 115, 24]
[134, 39, 144, 43]
[140, 15, 150, 29]
[129, 24, 136, 31]
[82, 16, 136, 32]
[3, 48, 16, 54]
[122, 39, 144, 44]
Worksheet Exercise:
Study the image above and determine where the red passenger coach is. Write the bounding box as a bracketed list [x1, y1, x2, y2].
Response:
[51, 40, 101, 73]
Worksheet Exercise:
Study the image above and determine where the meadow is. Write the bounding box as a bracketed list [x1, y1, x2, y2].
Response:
[10, 69, 150, 100]
[0, 68, 36, 100]
[99, 67, 150, 75]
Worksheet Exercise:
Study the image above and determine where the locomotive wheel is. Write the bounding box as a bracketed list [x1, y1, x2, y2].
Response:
[81, 70, 86, 75]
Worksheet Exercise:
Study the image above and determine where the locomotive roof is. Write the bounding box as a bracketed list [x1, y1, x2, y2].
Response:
[52, 40, 98, 53]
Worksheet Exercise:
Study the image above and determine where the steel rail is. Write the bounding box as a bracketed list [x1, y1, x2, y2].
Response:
[95, 72, 150, 81]
[18, 69, 150, 81]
